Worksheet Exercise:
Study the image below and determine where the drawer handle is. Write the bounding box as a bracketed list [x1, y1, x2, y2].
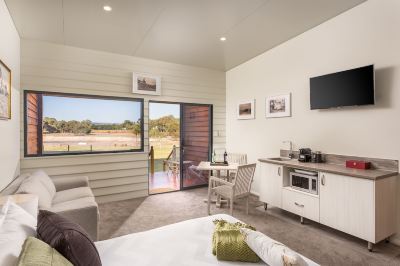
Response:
[294, 202, 304, 208]
[321, 174, 325, 186]
[278, 167, 281, 176]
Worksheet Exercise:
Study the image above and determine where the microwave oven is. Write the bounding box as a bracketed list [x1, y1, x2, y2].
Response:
[289, 171, 318, 195]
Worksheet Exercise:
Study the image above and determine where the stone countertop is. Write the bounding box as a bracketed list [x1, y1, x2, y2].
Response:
[258, 158, 398, 180]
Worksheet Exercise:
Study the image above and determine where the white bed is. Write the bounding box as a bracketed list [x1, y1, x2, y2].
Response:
[95, 214, 318, 266]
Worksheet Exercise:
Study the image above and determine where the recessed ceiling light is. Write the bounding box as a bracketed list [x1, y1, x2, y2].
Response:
[220, 37, 227, 42]
[103, 5, 112, 11]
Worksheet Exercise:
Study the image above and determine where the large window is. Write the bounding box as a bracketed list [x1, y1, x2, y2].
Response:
[25, 91, 143, 156]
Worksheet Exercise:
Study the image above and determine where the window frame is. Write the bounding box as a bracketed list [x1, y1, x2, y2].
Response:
[24, 90, 145, 157]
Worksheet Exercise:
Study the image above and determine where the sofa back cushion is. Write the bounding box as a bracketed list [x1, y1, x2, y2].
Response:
[16, 175, 53, 209]
[37, 210, 102, 266]
[31, 170, 56, 198]
[0, 173, 31, 196]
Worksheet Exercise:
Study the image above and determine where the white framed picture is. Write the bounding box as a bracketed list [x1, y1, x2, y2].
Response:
[265, 93, 291, 118]
[132, 73, 161, 96]
[237, 99, 255, 120]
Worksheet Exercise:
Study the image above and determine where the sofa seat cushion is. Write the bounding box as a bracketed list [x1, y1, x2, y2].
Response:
[53, 187, 94, 205]
[50, 197, 96, 213]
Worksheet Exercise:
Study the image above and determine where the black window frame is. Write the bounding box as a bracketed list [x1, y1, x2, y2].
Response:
[24, 90, 145, 157]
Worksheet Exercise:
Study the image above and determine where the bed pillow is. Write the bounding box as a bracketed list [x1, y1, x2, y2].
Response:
[17, 236, 72, 266]
[16, 175, 53, 209]
[212, 219, 260, 262]
[0, 198, 11, 226]
[0, 200, 37, 266]
[241, 228, 307, 266]
[37, 210, 102, 266]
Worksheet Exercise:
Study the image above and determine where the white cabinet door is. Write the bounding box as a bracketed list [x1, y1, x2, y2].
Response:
[319, 172, 375, 242]
[259, 163, 283, 208]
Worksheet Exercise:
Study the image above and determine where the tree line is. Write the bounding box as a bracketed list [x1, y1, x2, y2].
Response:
[43, 115, 180, 139]
[43, 117, 141, 136]
[149, 115, 179, 138]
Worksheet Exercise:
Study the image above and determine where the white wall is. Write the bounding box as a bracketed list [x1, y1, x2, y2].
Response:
[226, 0, 400, 243]
[0, 0, 20, 190]
[20, 40, 225, 203]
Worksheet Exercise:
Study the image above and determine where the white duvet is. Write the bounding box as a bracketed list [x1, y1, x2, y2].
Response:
[95, 214, 318, 266]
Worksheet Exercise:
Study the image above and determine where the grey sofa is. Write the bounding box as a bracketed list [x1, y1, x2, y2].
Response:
[0, 171, 99, 241]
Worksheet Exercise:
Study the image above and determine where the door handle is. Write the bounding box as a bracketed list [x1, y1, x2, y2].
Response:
[321, 174, 325, 186]
[294, 202, 304, 208]
[278, 167, 281, 176]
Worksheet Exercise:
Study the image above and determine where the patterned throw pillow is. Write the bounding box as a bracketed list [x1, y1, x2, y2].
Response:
[241, 228, 308, 266]
[17, 237, 72, 266]
[212, 219, 260, 262]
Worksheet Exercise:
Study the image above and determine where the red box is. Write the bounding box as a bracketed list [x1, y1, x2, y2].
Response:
[346, 160, 371, 170]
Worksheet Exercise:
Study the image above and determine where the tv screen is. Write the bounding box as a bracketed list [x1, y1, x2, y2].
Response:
[310, 65, 375, 110]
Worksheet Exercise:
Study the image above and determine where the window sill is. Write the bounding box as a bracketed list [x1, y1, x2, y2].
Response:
[23, 150, 147, 159]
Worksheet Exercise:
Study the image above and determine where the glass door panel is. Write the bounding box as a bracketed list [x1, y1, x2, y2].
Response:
[181, 104, 212, 189]
[148, 102, 180, 194]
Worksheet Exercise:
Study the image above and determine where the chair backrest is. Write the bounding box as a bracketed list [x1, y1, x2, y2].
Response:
[167, 145, 180, 162]
[233, 163, 256, 196]
[227, 153, 247, 165]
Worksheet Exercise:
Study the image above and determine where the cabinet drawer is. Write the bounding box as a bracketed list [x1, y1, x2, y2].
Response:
[282, 188, 319, 222]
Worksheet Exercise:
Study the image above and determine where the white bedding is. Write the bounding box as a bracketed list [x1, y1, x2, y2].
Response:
[95, 214, 318, 266]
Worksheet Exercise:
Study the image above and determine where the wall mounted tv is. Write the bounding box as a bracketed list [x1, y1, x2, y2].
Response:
[310, 65, 375, 110]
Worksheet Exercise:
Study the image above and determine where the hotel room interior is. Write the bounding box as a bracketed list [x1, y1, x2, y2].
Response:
[0, 0, 399, 265]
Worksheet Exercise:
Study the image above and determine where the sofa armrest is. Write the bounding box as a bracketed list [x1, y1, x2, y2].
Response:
[54, 204, 99, 241]
[50, 196, 99, 241]
[52, 176, 89, 192]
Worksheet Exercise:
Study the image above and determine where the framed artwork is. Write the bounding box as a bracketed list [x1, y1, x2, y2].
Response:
[266, 93, 291, 118]
[237, 99, 255, 120]
[0, 59, 11, 120]
[132, 73, 161, 96]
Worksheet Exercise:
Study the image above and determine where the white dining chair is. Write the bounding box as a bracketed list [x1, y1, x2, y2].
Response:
[207, 163, 256, 215]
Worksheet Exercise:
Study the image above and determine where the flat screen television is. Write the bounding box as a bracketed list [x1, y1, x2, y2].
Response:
[310, 65, 375, 110]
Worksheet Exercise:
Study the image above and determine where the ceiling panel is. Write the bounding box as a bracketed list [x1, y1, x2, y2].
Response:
[5, 0, 64, 43]
[63, 0, 166, 55]
[222, 0, 367, 69]
[5, 0, 367, 70]
[134, 0, 268, 70]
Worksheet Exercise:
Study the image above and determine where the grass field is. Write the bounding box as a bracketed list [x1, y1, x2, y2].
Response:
[43, 133, 179, 158]
[43, 132, 141, 153]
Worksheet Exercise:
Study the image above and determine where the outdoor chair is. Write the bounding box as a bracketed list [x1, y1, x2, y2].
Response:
[207, 163, 256, 215]
[163, 145, 180, 177]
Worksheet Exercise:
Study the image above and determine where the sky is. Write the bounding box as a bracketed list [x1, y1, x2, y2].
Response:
[43, 96, 141, 123]
[149, 102, 180, 119]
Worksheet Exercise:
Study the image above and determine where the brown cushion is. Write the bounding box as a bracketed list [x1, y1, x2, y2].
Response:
[37, 210, 101, 266]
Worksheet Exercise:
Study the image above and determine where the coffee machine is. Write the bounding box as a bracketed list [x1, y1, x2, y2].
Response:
[298, 148, 312, 162]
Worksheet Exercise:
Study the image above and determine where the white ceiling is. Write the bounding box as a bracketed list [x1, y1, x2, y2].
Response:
[6, 0, 366, 70]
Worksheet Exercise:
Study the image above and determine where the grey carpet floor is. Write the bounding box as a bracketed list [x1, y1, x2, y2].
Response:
[99, 187, 400, 266]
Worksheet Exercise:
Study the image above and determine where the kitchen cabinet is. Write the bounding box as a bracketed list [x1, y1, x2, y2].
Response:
[258, 161, 397, 250]
[319, 172, 374, 242]
[259, 162, 282, 208]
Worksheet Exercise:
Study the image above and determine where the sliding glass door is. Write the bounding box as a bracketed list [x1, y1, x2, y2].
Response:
[181, 104, 212, 189]
[148, 102, 212, 194]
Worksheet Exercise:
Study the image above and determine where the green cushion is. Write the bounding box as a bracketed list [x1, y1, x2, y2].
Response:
[17, 237, 72, 266]
[212, 219, 260, 263]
